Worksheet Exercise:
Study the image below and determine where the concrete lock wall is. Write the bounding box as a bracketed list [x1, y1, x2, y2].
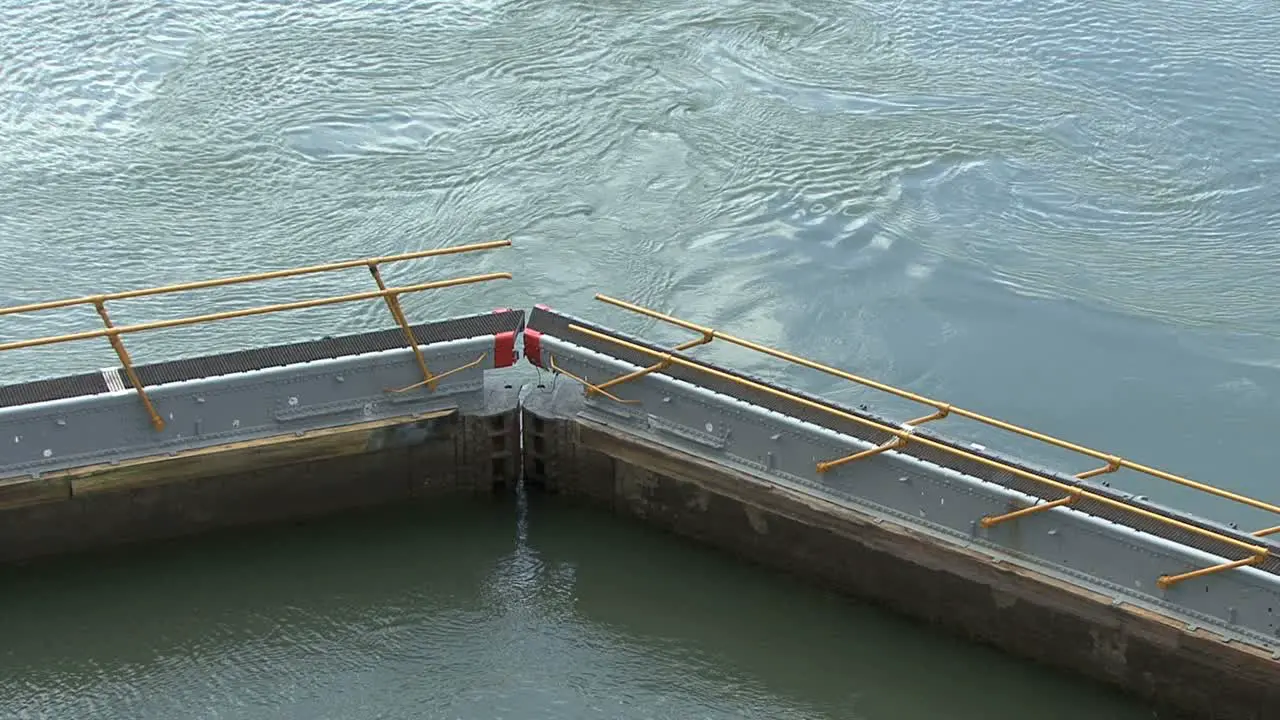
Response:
[0, 387, 520, 564]
[521, 382, 1280, 720]
[3, 304, 1280, 720]
[0, 310, 526, 563]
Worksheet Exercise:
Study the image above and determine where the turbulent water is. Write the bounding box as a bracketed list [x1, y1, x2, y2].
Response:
[1, 0, 1278, 717]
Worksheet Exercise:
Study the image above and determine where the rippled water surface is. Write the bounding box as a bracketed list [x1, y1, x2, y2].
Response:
[1, 0, 1278, 716]
[0, 499, 1155, 719]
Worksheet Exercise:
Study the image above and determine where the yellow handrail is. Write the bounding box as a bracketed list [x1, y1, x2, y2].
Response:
[0, 240, 513, 430]
[562, 322, 1269, 589]
[0, 240, 512, 318]
[588, 294, 1280, 531]
[0, 275, 511, 354]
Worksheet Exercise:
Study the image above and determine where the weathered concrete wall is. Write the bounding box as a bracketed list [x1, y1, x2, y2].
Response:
[522, 387, 1280, 720]
[0, 385, 519, 564]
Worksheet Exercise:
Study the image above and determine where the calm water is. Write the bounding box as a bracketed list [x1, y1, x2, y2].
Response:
[0, 498, 1155, 719]
[1, 0, 1278, 717]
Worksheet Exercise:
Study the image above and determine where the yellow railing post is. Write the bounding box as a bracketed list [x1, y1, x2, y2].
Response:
[367, 261, 437, 393]
[550, 319, 716, 403]
[980, 494, 1078, 528]
[817, 437, 906, 474]
[813, 405, 952, 472]
[1075, 455, 1122, 480]
[547, 354, 641, 405]
[586, 333, 714, 397]
[1157, 556, 1263, 590]
[93, 298, 165, 431]
[905, 405, 950, 428]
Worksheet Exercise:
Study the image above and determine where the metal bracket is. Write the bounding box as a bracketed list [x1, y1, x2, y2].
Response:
[817, 437, 906, 474]
[815, 406, 948, 474]
[548, 354, 640, 405]
[550, 331, 715, 405]
[384, 353, 488, 394]
[981, 493, 1079, 529]
[1158, 555, 1266, 590]
[1076, 454, 1123, 480]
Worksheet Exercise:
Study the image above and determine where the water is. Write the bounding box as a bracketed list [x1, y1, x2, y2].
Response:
[0, 0, 1277, 716]
[0, 498, 1154, 719]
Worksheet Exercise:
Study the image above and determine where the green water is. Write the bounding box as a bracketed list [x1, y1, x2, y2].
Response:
[0, 498, 1154, 718]
[2, 0, 1278, 716]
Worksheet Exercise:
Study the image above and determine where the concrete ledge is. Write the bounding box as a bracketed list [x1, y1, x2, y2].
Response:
[0, 384, 520, 564]
[523, 399, 1280, 720]
[0, 475, 70, 510]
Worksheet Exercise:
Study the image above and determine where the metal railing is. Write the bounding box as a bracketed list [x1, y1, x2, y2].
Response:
[553, 294, 1277, 589]
[0, 240, 513, 431]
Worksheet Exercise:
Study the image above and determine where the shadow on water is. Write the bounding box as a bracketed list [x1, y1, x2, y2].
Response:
[521, 494, 1156, 720]
[0, 499, 519, 694]
[0, 492, 1158, 719]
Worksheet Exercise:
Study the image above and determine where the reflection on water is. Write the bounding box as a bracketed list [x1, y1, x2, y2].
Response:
[0, 498, 1152, 719]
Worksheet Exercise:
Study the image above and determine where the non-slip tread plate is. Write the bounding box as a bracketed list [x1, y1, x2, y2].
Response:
[529, 306, 1280, 576]
[0, 310, 524, 410]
